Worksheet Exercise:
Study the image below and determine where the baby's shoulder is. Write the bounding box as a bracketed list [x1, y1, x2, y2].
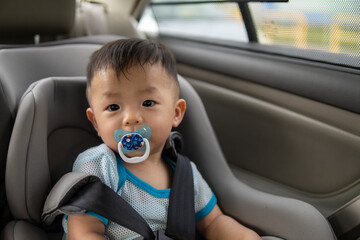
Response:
[188, 161, 208, 186]
[74, 144, 116, 167]
[73, 143, 119, 190]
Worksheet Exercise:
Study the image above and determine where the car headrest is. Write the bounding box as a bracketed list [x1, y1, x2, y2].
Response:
[0, 0, 75, 43]
[0, 44, 101, 118]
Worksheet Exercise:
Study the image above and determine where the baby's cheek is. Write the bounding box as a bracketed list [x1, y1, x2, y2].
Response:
[150, 133, 169, 149]
[103, 137, 118, 152]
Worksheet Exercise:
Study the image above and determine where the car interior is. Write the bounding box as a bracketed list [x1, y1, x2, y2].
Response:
[0, 0, 359, 239]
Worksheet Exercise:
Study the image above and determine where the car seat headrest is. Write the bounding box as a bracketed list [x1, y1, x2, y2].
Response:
[0, 0, 75, 43]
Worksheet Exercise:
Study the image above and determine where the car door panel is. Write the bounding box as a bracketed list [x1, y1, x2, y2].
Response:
[160, 37, 360, 217]
[186, 74, 359, 217]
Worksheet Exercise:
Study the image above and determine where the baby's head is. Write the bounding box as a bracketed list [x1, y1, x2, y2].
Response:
[87, 38, 180, 100]
[86, 38, 186, 158]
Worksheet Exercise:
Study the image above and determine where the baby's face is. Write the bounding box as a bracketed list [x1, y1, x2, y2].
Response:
[87, 63, 185, 158]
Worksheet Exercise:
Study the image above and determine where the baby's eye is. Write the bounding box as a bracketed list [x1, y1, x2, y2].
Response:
[142, 100, 155, 107]
[107, 104, 120, 111]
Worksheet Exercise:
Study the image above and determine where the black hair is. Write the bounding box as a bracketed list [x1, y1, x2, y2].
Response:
[87, 38, 178, 88]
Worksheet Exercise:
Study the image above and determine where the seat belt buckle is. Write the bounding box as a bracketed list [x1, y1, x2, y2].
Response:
[132, 229, 174, 240]
[156, 229, 173, 240]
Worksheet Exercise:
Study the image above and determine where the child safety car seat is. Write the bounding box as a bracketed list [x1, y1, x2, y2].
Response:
[0, 36, 122, 230]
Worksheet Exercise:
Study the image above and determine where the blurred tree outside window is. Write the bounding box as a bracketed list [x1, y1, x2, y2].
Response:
[250, 0, 360, 57]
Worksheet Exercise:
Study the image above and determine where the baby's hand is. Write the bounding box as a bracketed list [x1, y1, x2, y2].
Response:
[68, 214, 106, 240]
[196, 204, 261, 240]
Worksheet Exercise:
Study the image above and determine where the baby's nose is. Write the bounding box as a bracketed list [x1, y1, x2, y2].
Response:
[123, 109, 142, 126]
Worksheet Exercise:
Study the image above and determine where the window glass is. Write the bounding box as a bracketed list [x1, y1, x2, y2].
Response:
[147, 2, 248, 42]
[249, 0, 360, 57]
[138, 7, 159, 38]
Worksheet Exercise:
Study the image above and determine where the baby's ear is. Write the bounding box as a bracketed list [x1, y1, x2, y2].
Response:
[173, 99, 187, 127]
[86, 108, 99, 133]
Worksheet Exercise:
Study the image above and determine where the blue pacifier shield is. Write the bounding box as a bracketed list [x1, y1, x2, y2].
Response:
[113, 126, 151, 163]
[121, 133, 144, 152]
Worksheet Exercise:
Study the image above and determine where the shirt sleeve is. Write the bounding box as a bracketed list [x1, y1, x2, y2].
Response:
[63, 144, 119, 231]
[191, 162, 217, 221]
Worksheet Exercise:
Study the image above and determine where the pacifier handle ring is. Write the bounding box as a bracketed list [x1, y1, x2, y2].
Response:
[118, 138, 150, 164]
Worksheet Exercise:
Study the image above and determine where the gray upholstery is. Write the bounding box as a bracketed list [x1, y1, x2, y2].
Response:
[0, 45, 99, 117]
[0, 36, 123, 230]
[3, 76, 336, 239]
[0, 0, 75, 44]
[5, 77, 101, 225]
[178, 76, 336, 239]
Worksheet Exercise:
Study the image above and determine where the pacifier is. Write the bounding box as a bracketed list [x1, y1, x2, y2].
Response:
[113, 126, 151, 164]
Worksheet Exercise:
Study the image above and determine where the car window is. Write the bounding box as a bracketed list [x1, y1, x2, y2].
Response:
[139, 1, 248, 42]
[138, 0, 360, 68]
[249, 1, 360, 58]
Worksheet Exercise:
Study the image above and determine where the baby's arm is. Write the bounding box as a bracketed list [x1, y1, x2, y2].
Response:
[68, 214, 106, 240]
[197, 204, 261, 240]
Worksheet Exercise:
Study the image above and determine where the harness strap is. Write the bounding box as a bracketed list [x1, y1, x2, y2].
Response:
[66, 178, 155, 240]
[165, 154, 195, 240]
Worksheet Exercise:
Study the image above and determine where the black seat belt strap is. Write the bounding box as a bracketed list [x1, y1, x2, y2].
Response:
[165, 153, 196, 240]
[66, 179, 155, 240]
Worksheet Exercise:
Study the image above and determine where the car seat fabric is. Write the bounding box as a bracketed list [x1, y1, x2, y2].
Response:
[5, 77, 101, 225]
[0, 45, 104, 231]
[0, 45, 98, 117]
[0, 36, 122, 231]
[3, 76, 336, 240]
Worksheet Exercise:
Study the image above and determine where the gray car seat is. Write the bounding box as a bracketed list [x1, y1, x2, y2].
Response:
[0, 38, 122, 230]
[2, 76, 336, 240]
